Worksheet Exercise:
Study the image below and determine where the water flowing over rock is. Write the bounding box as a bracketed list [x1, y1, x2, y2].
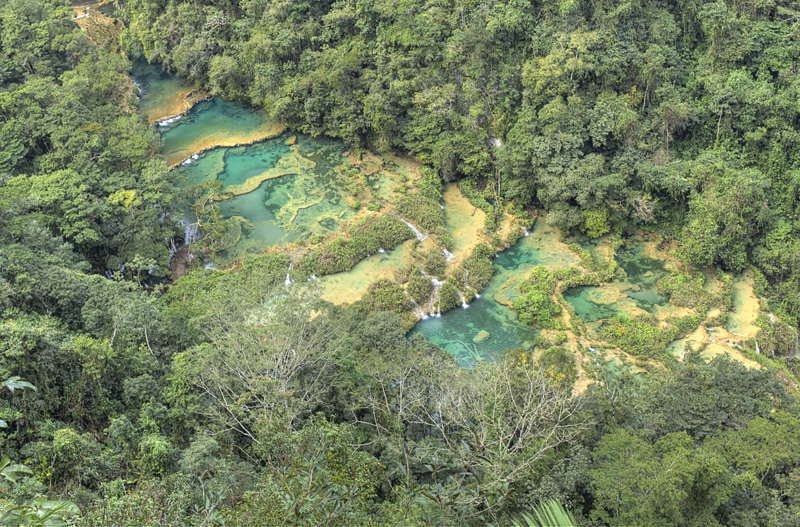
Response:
[420, 266, 443, 315]
[410, 299, 428, 319]
[396, 216, 427, 241]
[458, 290, 469, 309]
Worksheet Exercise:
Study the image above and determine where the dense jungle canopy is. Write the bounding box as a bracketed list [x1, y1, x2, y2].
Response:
[0, 0, 799, 525]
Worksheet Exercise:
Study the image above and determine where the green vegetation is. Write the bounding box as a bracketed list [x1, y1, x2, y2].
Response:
[295, 214, 413, 276]
[2, 1, 800, 526]
[601, 314, 680, 358]
[463, 244, 495, 291]
[658, 272, 730, 317]
[422, 248, 446, 279]
[567, 242, 618, 282]
[120, 0, 800, 328]
[396, 194, 444, 235]
[406, 272, 433, 306]
[353, 279, 415, 329]
[514, 267, 563, 329]
[437, 280, 462, 313]
[459, 179, 498, 231]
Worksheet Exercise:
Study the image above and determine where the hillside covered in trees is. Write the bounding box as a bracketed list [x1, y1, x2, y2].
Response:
[1, 0, 800, 526]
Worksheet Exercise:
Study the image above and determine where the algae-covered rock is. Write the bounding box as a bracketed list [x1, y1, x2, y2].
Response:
[473, 330, 490, 343]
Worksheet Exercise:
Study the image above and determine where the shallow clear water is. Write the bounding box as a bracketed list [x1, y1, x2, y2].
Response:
[563, 242, 670, 323]
[160, 98, 282, 166]
[173, 132, 356, 260]
[131, 59, 199, 123]
[410, 223, 580, 367]
[179, 140, 291, 190]
[137, 65, 683, 372]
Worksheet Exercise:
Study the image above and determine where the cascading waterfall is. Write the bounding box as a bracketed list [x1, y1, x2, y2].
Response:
[443, 247, 455, 261]
[522, 226, 530, 237]
[378, 247, 385, 254]
[159, 114, 185, 127]
[183, 221, 199, 246]
[396, 215, 428, 241]
[410, 299, 428, 319]
[458, 290, 469, 309]
[285, 262, 293, 287]
[420, 266, 443, 316]
[463, 269, 480, 298]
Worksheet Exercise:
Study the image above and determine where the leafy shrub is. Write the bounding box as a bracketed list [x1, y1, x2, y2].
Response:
[407, 274, 434, 305]
[463, 244, 495, 291]
[459, 178, 497, 231]
[657, 273, 722, 316]
[437, 281, 462, 312]
[582, 208, 611, 238]
[352, 279, 415, 330]
[514, 267, 562, 328]
[296, 215, 413, 276]
[423, 249, 446, 278]
[670, 314, 701, 337]
[600, 315, 679, 357]
[396, 194, 444, 234]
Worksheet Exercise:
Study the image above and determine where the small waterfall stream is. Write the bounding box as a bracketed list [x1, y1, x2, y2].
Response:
[397, 216, 428, 241]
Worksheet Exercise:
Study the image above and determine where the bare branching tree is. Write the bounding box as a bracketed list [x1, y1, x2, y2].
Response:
[189, 284, 346, 441]
[354, 353, 589, 524]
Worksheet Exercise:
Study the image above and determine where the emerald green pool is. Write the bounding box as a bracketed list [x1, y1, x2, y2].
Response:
[410, 222, 579, 366]
[563, 242, 670, 323]
[173, 133, 357, 260]
[137, 63, 681, 369]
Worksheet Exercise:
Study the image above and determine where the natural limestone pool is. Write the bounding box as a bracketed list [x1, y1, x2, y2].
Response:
[131, 59, 208, 124]
[410, 220, 580, 366]
[135, 63, 766, 378]
[563, 240, 672, 325]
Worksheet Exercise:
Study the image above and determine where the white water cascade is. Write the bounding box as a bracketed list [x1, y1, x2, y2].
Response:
[458, 290, 469, 309]
[443, 248, 455, 261]
[522, 226, 530, 237]
[285, 262, 293, 287]
[410, 299, 428, 319]
[420, 266, 443, 316]
[463, 269, 480, 298]
[397, 216, 428, 241]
